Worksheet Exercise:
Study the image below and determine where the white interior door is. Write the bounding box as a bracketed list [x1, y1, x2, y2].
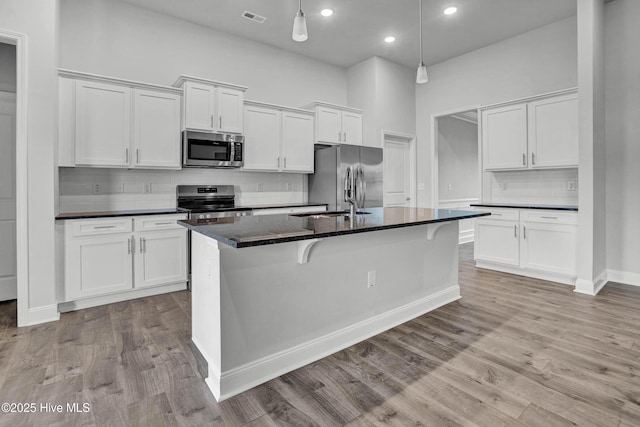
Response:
[0, 92, 16, 301]
[384, 137, 412, 207]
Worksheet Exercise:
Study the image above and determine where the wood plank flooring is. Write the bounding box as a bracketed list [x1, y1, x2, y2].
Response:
[1, 243, 639, 426]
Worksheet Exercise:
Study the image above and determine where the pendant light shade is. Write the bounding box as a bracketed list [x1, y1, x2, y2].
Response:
[416, 0, 428, 84]
[292, 0, 308, 42]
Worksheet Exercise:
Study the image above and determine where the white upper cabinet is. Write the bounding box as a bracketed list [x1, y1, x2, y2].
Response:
[243, 101, 315, 173]
[176, 76, 247, 134]
[183, 81, 216, 132]
[482, 104, 528, 170]
[281, 110, 314, 172]
[243, 103, 281, 171]
[481, 89, 578, 171]
[527, 93, 579, 168]
[133, 89, 182, 169]
[303, 102, 364, 146]
[59, 70, 183, 170]
[75, 80, 131, 167]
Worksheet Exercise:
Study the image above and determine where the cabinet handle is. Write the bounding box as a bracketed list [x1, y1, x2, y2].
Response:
[284, 157, 287, 168]
[126, 148, 129, 164]
[541, 216, 558, 219]
[139, 237, 143, 253]
[523, 226, 527, 239]
[128, 238, 131, 254]
[219, 116, 222, 128]
[338, 131, 342, 142]
[136, 149, 140, 164]
[211, 114, 214, 128]
[94, 225, 116, 229]
[154, 221, 172, 225]
[532, 153, 536, 165]
[344, 132, 347, 141]
[522, 153, 526, 166]
[514, 224, 517, 238]
[277, 156, 280, 168]
[492, 213, 502, 216]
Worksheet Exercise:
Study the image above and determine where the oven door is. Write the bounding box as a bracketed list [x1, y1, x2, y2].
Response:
[182, 131, 243, 168]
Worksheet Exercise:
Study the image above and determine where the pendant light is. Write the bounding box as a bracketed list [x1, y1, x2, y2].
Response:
[416, 0, 429, 84]
[292, 0, 308, 42]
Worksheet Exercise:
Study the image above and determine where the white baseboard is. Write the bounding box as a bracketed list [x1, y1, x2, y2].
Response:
[574, 270, 607, 296]
[26, 304, 60, 325]
[606, 269, 640, 287]
[475, 261, 576, 286]
[58, 282, 187, 312]
[205, 285, 460, 402]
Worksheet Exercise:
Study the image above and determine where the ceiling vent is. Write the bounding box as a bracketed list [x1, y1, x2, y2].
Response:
[242, 11, 267, 24]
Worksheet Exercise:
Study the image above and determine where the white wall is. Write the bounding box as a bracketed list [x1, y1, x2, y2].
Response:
[437, 116, 479, 201]
[59, 168, 307, 212]
[59, 0, 347, 107]
[416, 17, 578, 207]
[0, 0, 59, 321]
[348, 56, 416, 147]
[605, 0, 640, 281]
[0, 43, 16, 93]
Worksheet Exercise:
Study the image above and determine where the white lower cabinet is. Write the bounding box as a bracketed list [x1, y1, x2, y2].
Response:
[474, 208, 577, 284]
[59, 214, 187, 304]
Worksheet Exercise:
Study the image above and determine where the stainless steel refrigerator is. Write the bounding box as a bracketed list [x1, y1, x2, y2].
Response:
[308, 144, 383, 211]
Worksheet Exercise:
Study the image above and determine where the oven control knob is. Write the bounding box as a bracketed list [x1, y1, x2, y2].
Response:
[198, 214, 204, 219]
[236, 212, 241, 217]
[206, 214, 211, 219]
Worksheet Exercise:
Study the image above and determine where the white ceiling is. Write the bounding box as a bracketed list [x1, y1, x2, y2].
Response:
[119, 0, 577, 70]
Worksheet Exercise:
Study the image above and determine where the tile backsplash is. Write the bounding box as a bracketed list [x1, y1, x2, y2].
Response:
[58, 168, 307, 212]
[486, 168, 578, 205]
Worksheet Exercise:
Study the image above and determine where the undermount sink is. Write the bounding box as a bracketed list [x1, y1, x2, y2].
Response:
[292, 211, 371, 219]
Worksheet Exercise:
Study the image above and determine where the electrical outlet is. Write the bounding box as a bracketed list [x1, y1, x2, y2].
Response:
[118, 183, 124, 193]
[93, 184, 100, 194]
[257, 183, 263, 192]
[144, 184, 152, 194]
[567, 181, 576, 191]
[501, 183, 508, 190]
[286, 183, 292, 191]
[367, 270, 376, 288]
[447, 183, 453, 191]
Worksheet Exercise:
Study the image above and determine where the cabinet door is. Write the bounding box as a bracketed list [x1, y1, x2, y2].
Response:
[528, 93, 578, 168]
[134, 229, 187, 289]
[482, 104, 528, 170]
[58, 77, 75, 167]
[75, 81, 131, 167]
[217, 87, 244, 134]
[520, 222, 576, 275]
[133, 89, 181, 169]
[474, 219, 520, 266]
[281, 111, 314, 173]
[316, 107, 342, 144]
[66, 234, 133, 300]
[243, 104, 281, 171]
[342, 112, 363, 146]
[184, 81, 215, 131]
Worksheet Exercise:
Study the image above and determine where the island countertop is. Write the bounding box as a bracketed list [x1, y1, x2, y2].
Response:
[179, 206, 489, 248]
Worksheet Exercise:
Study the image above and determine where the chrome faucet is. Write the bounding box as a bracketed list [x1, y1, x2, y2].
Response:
[344, 166, 357, 218]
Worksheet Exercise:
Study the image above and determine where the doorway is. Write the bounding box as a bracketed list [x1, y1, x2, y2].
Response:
[383, 131, 416, 207]
[433, 109, 481, 243]
[0, 43, 16, 303]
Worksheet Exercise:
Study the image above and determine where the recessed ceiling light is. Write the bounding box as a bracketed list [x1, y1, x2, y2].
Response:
[444, 6, 458, 15]
[384, 36, 396, 43]
[321, 9, 334, 17]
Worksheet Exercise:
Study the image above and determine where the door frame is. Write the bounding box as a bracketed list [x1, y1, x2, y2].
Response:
[0, 30, 29, 327]
[431, 105, 482, 209]
[381, 130, 417, 207]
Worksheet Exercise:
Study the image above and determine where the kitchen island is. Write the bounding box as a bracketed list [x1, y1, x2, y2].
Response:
[180, 207, 489, 401]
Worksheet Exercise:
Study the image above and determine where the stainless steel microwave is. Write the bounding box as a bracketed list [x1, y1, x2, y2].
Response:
[182, 131, 244, 168]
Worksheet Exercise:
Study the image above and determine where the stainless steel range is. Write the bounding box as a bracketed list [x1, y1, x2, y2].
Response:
[176, 185, 251, 219]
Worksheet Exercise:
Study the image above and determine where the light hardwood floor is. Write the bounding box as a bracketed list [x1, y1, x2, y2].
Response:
[1, 243, 639, 426]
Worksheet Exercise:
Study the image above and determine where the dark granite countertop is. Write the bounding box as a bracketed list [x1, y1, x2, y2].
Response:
[236, 202, 328, 210]
[179, 207, 490, 248]
[471, 203, 578, 212]
[55, 208, 183, 220]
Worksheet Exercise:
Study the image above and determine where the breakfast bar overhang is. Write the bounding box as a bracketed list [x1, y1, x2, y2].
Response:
[180, 207, 489, 401]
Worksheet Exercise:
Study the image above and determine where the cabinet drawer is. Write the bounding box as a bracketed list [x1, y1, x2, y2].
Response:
[521, 210, 577, 225]
[475, 208, 520, 221]
[134, 214, 187, 231]
[72, 218, 132, 237]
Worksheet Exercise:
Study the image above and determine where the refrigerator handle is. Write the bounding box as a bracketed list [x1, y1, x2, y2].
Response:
[344, 166, 353, 202]
[359, 167, 367, 208]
